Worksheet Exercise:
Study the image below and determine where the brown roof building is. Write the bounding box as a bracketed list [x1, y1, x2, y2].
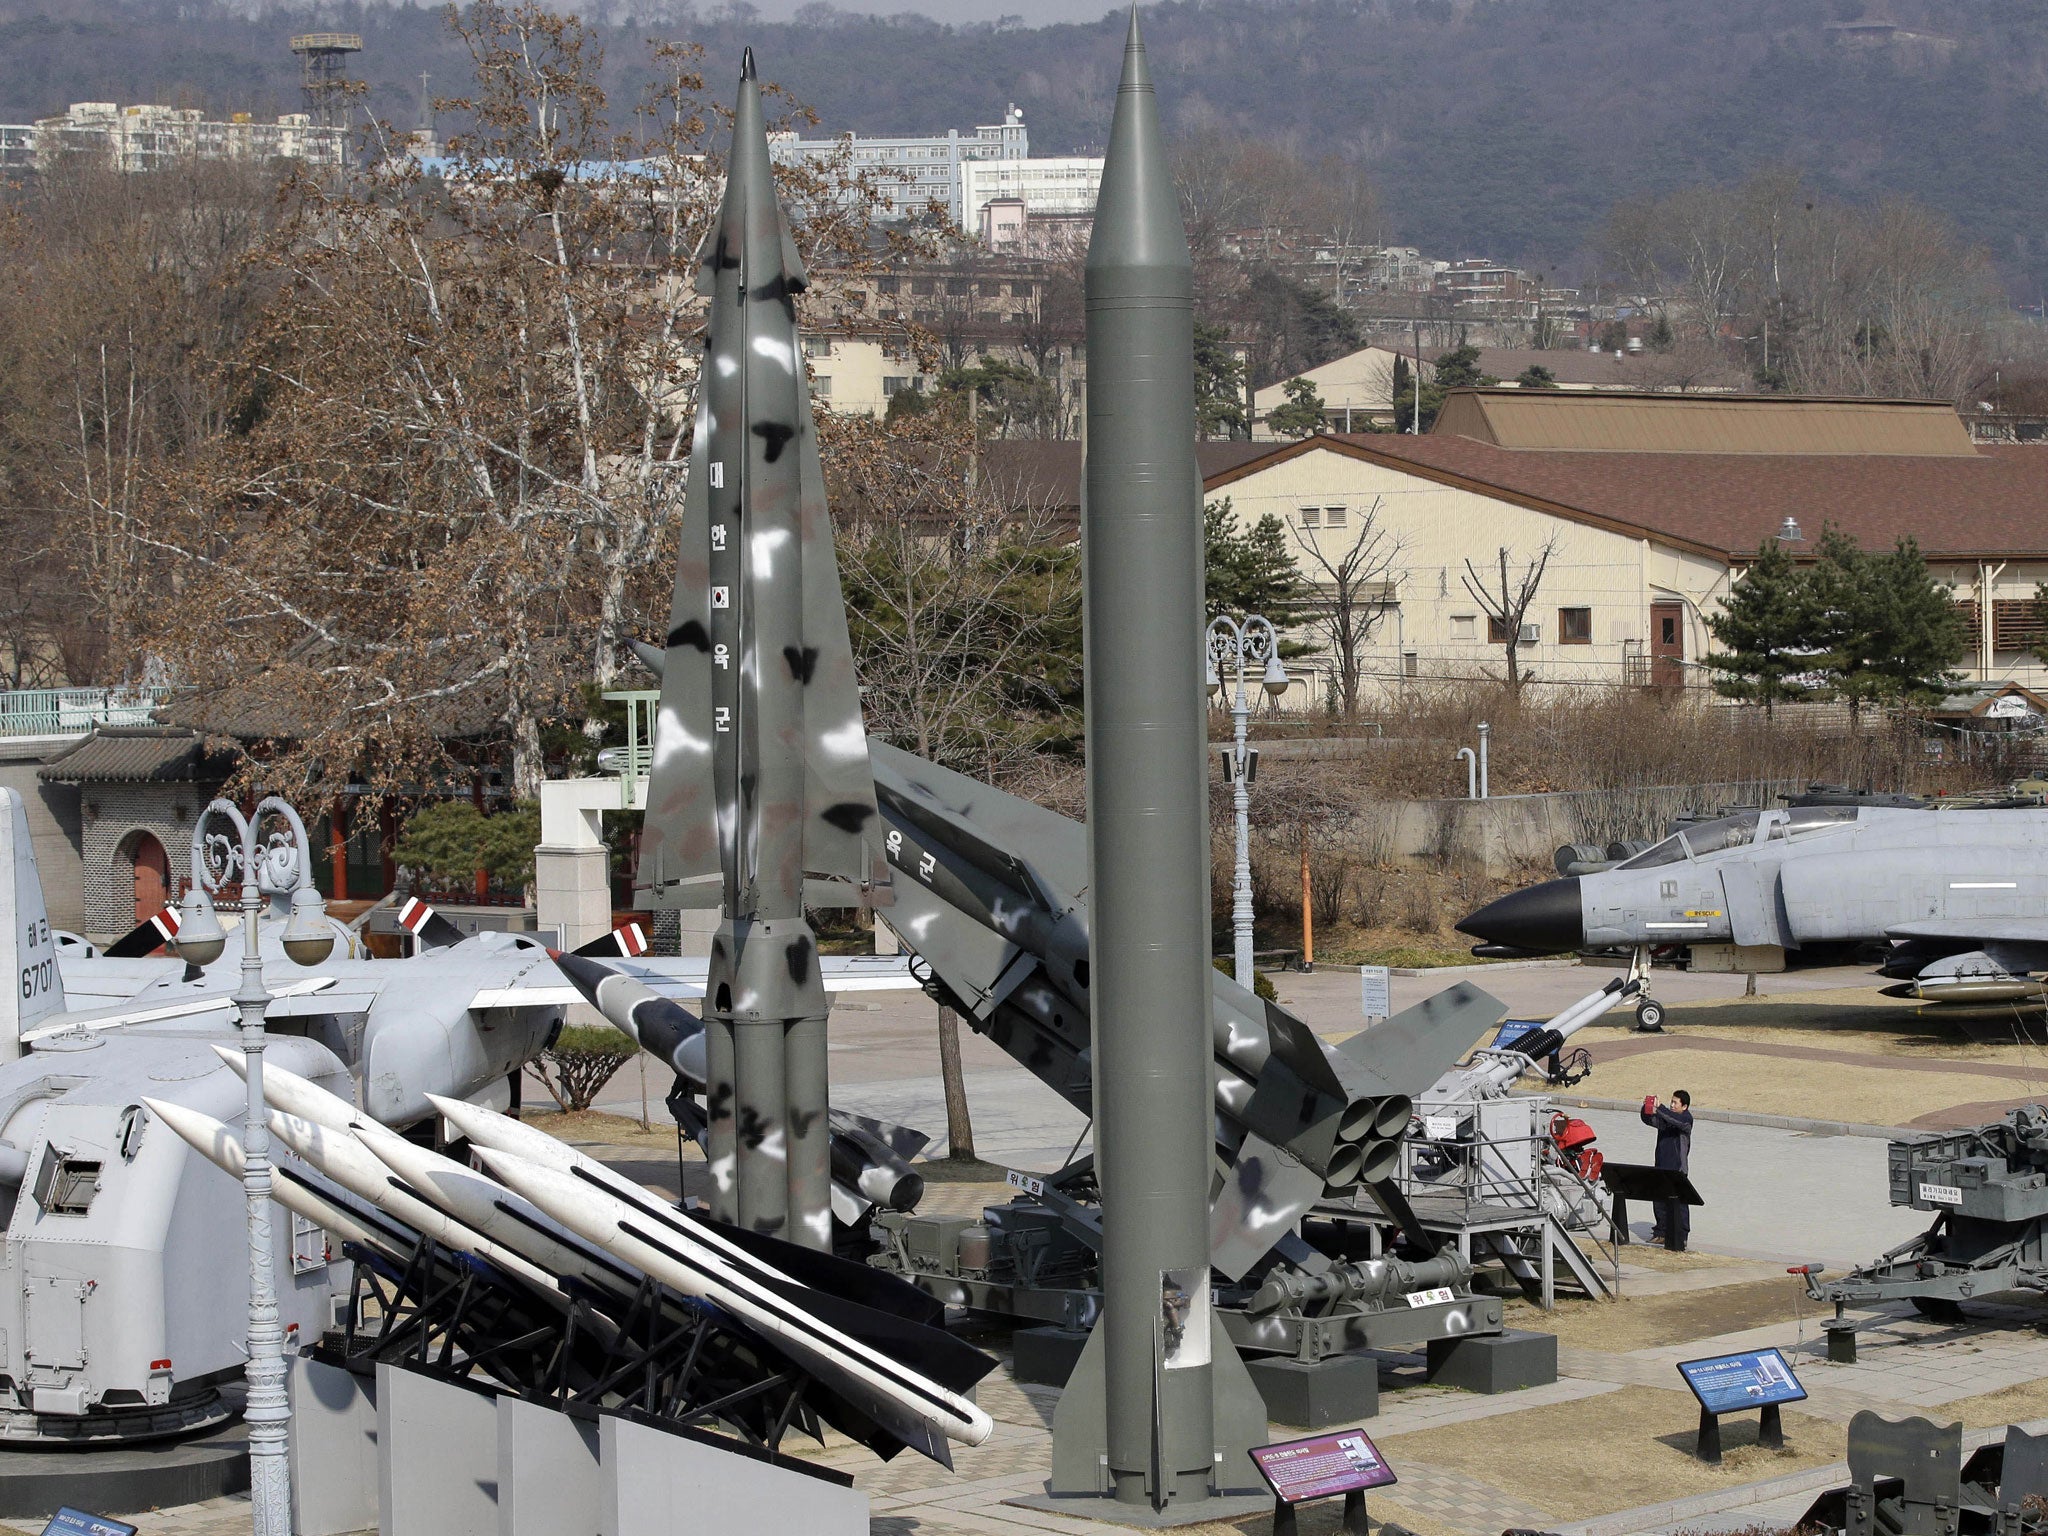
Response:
[1063, 390, 2048, 705]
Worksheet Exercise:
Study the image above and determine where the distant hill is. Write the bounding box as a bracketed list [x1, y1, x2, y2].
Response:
[15, 0, 2048, 296]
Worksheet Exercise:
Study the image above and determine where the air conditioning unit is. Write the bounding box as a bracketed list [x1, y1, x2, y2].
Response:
[1520, 623, 1541, 644]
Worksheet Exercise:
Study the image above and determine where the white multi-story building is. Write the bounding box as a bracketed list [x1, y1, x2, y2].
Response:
[0, 102, 347, 174]
[772, 105, 1029, 224]
[959, 155, 1103, 225]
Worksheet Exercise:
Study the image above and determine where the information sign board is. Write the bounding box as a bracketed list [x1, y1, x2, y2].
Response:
[41, 1511, 138, 1536]
[1251, 1429, 1397, 1505]
[1677, 1348, 1806, 1416]
[1358, 966, 1391, 1019]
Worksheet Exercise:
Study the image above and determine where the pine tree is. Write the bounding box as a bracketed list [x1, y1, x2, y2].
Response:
[1809, 526, 1964, 721]
[1703, 539, 1813, 716]
[1205, 498, 1309, 622]
[1266, 376, 1327, 438]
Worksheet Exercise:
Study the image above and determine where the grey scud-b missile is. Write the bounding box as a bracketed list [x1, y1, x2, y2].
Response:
[632, 47, 888, 1253]
[548, 947, 926, 1218]
[869, 740, 1499, 1280]
[1044, 8, 1268, 1514]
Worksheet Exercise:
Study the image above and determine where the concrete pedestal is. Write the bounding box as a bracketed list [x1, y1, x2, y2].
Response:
[290, 1357, 379, 1536]
[498, 1395, 601, 1536]
[1013, 1326, 1091, 1387]
[376, 1364, 500, 1536]
[600, 1413, 866, 1536]
[1425, 1329, 1557, 1394]
[1245, 1354, 1379, 1427]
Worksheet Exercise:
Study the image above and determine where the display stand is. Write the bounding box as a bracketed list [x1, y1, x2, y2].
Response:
[1249, 1428, 1396, 1536]
[1676, 1347, 1806, 1465]
[1601, 1162, 1702, 1248]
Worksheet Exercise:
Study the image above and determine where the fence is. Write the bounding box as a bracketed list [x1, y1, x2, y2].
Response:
[0, 686, 170, 737]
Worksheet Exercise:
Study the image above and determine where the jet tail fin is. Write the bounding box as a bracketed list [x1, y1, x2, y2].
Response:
[0, 789, 62, 1057]
[103, 906, 179, 959]
[396, 896, 464, 951]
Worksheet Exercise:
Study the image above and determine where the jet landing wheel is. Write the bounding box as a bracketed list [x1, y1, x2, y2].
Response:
[1633, 999, 1667, 1033]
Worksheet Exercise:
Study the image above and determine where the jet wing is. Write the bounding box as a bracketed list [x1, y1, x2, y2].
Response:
[1888, 919, 2048, 945]
[466, 955, 919, 1010]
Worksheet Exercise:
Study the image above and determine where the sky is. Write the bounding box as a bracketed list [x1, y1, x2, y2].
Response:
[744, 0, 1116, 21]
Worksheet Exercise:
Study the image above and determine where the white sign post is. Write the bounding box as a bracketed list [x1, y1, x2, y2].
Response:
[1359, 965, 1391, 1020]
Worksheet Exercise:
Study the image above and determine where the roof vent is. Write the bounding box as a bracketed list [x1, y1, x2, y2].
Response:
[1778, 516, 1805, 543]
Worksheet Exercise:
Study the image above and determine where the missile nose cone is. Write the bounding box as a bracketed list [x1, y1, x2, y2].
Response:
[1456, 877, 1585, 953]
[549, 947, 612, 1009]
[741, 45, 756, 81]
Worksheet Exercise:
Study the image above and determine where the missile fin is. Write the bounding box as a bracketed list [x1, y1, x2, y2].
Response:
[1337, 981, 1506, 1093]
[830, 1107, 931, 1163]
[1208, 1132, 1326, 1283]
[635, 392, 721, 908]
[794, 373, 885, 897]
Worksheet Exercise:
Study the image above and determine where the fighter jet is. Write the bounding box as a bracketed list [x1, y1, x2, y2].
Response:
[1457, 803, 2048, 1018]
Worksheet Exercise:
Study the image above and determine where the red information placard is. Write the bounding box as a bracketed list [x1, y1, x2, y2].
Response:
[1250, 1429, 1398, 1504]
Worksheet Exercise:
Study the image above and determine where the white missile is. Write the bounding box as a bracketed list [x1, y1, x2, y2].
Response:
[472, 1145, 994, 1449]
[142, 1095, 412, 1259]
[427, 1091, 801, 1290]
[358, 1132, 645, 1301]
[263, 1109, 563, 1297]
[211, 1043, 361, 1132]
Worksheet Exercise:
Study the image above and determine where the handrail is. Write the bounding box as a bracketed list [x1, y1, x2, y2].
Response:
[0, 685, 171, 737]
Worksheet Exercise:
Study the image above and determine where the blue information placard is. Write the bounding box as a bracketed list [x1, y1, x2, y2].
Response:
[1492, 1019, 1542, 1052]
[1677, 1348, 1807, 1415]
[41, 1510, 138, 1536]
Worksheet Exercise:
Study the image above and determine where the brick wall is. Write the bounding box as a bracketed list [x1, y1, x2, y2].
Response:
[76, 784, 205, 939]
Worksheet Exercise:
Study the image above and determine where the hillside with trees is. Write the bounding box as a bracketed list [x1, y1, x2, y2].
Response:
[17, 0, 2048, 294]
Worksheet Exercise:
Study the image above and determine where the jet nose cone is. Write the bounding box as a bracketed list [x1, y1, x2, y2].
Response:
[1457, 877, 1584, 953]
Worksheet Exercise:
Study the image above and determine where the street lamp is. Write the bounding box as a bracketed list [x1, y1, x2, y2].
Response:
[179, 797, 330, 1536]
[1207, 614, 1287, 989]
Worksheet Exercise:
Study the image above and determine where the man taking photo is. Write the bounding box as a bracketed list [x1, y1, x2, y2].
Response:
[1641, 1088, 1693, 1251]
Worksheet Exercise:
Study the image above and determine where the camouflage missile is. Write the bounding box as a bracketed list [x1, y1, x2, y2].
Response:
[548, 948, 924, 1216]
[631, 48, 886, 1251]
[870, 741, 1478, 1248]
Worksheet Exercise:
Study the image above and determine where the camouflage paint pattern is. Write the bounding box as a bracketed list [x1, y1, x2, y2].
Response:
[632, 50, 883, 1249]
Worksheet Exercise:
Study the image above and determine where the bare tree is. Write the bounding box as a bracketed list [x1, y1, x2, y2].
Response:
[829, 409, 1080, 782]
[1289, 497, 1401, 719]
[127, 4, 894, 799]
[1462, 540, 1559, 699]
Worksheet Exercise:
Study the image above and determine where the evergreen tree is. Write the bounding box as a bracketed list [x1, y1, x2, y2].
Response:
[1515, 363, 1559, 389]
[1394, 343, 1495, 432]
[1809, 526, 1964, 720]
[1193, 321, 1248, 439]
[1266, 376, 1327, 438]
[1703, 538, 1813, 715]
[1205, 498, 1309, 623]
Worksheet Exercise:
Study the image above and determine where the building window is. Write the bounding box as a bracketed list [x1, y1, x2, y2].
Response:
[1323, 506, 1348, 529]
[883, 376, 912, 397]
[1558, 607, 1592, 644]
[814, 376, 831, 398]
[1402, 651, 1419, 677]
[803, 336, 832, 358]
[946, 278, 970, 296]
[876, 277, 898, 295]
[1487, 616, 1514, 644]
[1298, 508, 1321, 528]
[1451, 615, 1477, 640]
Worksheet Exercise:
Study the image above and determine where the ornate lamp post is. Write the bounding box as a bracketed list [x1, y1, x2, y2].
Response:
[172, 798, 332, 1536]
[1206, 615, 1287, 988]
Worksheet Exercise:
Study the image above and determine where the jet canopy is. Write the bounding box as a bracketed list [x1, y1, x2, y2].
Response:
[1617, 805, 1860, 869]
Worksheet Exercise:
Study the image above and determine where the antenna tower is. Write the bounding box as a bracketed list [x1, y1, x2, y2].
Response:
[289, 33, 363, 129]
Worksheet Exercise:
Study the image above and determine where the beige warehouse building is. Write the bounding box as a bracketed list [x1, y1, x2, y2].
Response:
[989, 390, 2048, 710]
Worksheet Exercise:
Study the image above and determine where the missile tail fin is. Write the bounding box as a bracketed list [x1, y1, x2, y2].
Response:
[1337, 981, 1506, 1089]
